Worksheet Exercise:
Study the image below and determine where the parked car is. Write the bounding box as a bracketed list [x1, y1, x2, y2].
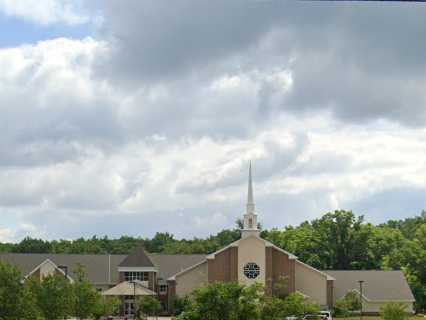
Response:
[303, 314, 327, 320]
[319, 311, 332, 320]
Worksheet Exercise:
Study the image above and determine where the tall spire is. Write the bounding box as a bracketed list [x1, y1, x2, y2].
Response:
[242, 161, 259, 238]
[246, 161, 255, 214]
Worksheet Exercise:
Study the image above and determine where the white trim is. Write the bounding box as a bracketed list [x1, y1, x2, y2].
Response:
[206, 239, 240, 259]
[25, 258, 74, 282]
[206, 235, 299, 261]
[263, 239, 298, 259]
[168, 259, 207, 281]
[295, 259, 335, 280]
[118, 267, 158, 272]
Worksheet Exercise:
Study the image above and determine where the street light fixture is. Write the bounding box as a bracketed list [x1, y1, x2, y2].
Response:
[358, 280, 364, 320]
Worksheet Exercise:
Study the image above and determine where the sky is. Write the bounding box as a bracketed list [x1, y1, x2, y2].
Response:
[1, 0, 426, 242]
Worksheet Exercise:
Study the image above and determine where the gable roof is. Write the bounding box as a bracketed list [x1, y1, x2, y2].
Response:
[324, 270, 415, 302]
[149, 254, 205, 280]
[0, 253, 127, 284]
[168, 259, 207, 281]
[206, 235, 297, 260]
[0, 252, 205, 285]
[26, 258, 74, 282]
[102, 281, 156, 296]
[118, 246, 154, 267]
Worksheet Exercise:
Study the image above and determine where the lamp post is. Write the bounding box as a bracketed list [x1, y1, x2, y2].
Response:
[133, 281, 136, 319]
[358, 280, 364, 320]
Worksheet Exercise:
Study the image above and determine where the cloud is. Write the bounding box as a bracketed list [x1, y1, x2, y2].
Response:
[1, 2, 426, 241]
[0, 0, 92, 26]
[0, 227, 15, 242]
[94, 1, 426, 127]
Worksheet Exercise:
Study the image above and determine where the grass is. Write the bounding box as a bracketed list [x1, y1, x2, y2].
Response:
[336, 317, 425, 320]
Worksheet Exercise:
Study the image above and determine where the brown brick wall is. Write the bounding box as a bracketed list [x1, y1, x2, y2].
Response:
[31, 268, 41, 282]
[327, 279, 334, 307]
[167, 279, 176, 314]
[208, 246, 238, 283]
[265, 247, 296, 295]
[148, 272, 156, 291]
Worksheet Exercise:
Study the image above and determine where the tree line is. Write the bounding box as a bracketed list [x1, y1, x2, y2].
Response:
[1, 210, 426, 310]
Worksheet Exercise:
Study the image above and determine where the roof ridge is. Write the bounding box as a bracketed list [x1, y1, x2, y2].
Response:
[119, 245, 154, 267]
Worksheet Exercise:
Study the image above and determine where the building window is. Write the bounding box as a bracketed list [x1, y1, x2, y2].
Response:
[159, 284, 168, 294]
[124, 271, 149, 282]
[243, 262, 260, 279]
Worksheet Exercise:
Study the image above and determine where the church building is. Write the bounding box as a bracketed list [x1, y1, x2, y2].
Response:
[0, 165, 415, 316]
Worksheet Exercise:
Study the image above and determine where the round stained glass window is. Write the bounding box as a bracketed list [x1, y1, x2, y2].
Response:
[243, 262, 260, 279]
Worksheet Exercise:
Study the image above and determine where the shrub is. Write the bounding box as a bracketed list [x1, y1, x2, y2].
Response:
[261, 296, 286, 320]
[137, 295, 162, 319]
[344, 291, 361, 311]
[173, 295, 193, 316]
[175, 282, 319, 320]
[37, 274, 75, 320]
[93, 296, 120, 320]
[380, 302, 409, 320]
[333, 298, 349, 317]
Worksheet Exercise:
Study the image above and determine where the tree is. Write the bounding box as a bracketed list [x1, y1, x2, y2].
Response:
[93, 296, 121, 320]
[344, 291, 361, 311]
[172, 295, 192, 316]
[260, 296, 286, 320]
[20, 277, 42, 320]
[333, 298, 350, 317]
[282, 292, 319, 317]
[72, 264, 100, 319]
[0, 262, 24, 320]
[37, 274, 75, 320]
[177, 282, 263, 320]
[311, 210, 372, 270]
[15, 237, 52, 253]
[272, 275, 289, 299]
[380, 302, 409, 320]
[136, 295, 162, 319]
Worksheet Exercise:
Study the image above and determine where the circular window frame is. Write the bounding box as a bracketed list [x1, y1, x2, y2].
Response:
[243, 262, 260, 279]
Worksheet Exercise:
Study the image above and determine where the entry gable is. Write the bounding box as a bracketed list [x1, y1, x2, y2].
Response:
[25, 258, 74, 282]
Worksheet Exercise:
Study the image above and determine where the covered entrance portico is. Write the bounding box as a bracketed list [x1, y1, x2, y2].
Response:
[102, 281, 156, 317]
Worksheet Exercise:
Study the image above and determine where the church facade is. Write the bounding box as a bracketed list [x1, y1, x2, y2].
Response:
[168, 164, 334, 308]
[0, 165, 415, 316]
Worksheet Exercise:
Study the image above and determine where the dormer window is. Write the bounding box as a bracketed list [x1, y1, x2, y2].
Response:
[124, 271, 149, 282]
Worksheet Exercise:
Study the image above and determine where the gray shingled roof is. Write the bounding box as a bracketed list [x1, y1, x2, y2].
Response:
[0, 253, 127, 284]
[324, 270, 415, 302]
[149, 254, 205, 279]
[0, 252, 205, 285]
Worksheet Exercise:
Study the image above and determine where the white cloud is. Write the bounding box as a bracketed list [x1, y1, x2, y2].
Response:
[1, 3, 426, 241]
[0, 227, 15, 242]
[0, 0, 91, 25]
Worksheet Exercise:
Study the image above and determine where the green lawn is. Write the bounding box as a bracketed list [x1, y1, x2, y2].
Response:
[336, 317, 425, 320]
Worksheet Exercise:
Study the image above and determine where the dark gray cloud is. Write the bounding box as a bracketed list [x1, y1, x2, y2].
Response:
[95, 1, 426, 127]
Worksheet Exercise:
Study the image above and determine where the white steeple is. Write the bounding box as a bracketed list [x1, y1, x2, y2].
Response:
[242, 161, 260, 238]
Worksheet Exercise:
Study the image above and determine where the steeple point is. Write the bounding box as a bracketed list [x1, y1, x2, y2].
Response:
[247, 161, 255, 214]
[242, 161, 260, 238]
